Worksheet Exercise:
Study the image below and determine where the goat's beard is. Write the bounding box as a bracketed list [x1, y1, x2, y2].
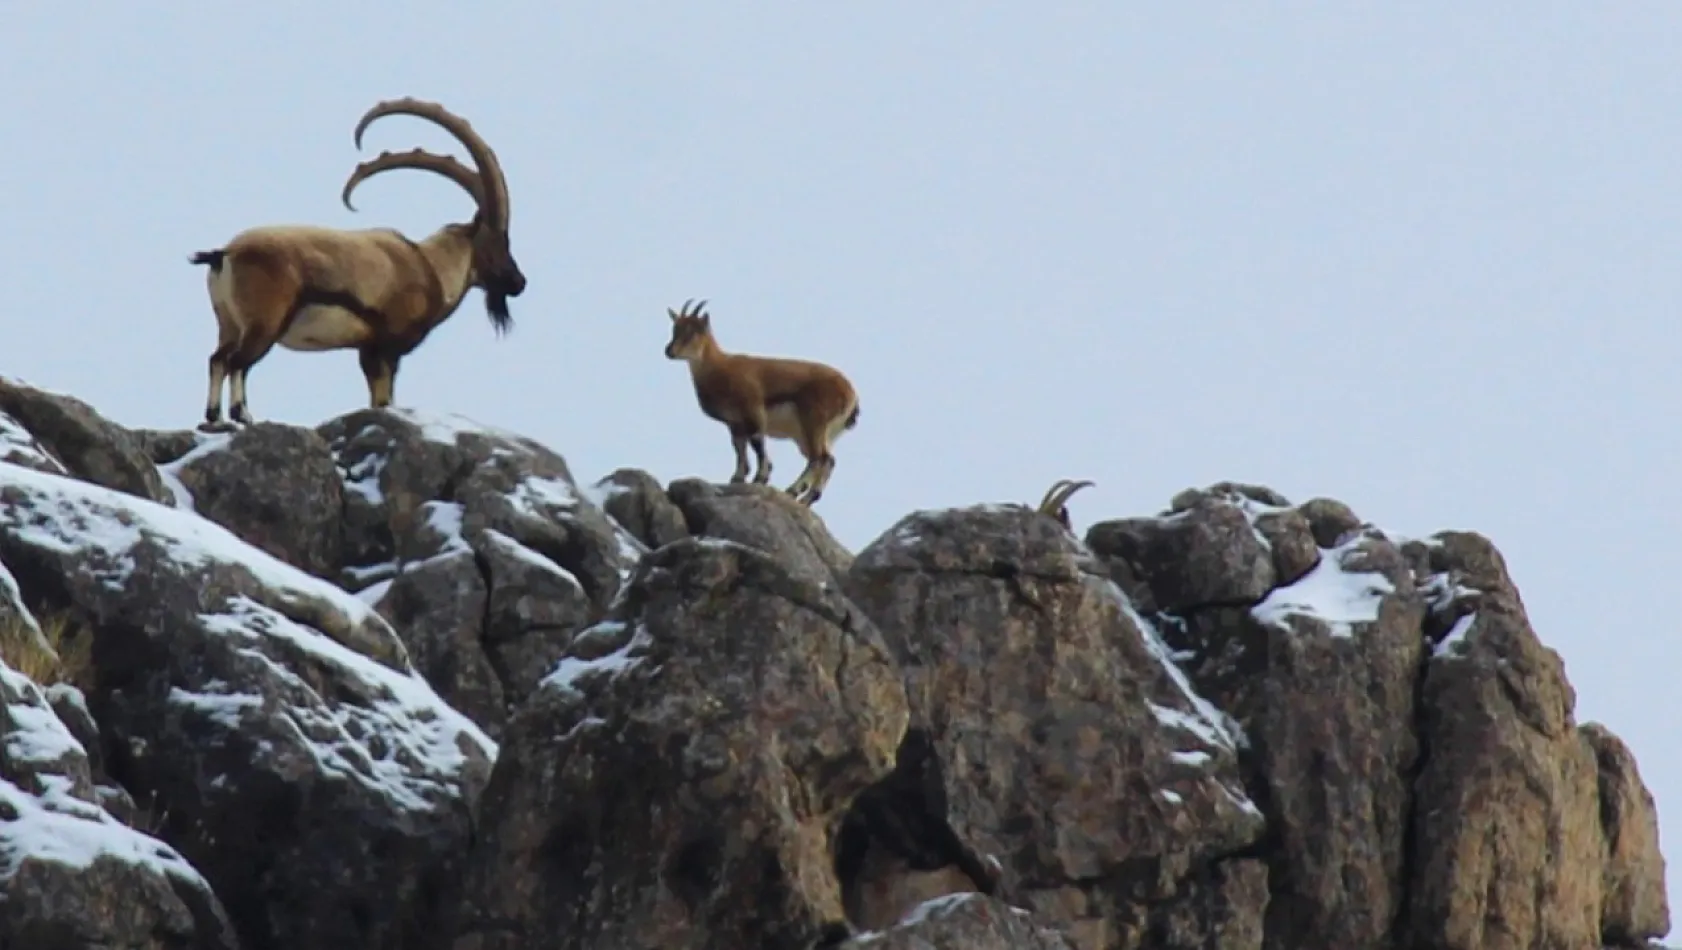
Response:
[484, 292, 514, 336]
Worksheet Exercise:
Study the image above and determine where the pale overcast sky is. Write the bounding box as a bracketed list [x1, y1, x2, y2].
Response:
[2, 3, 1676, 930]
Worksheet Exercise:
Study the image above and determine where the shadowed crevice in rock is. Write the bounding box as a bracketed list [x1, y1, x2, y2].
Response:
[834, 728, 1000, 932]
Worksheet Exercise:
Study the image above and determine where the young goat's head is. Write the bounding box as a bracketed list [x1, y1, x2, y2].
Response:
[1037, 478, 1095, 531]
[664, 298, 717, 362]
[340, 98, 528, 335]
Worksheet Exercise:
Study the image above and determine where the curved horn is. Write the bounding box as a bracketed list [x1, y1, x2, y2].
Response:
[1037, 478, 1094, 516]
[341, 148, 486, 213]
[1036, 479, 1074, 514]
[353, 97, 510, 230]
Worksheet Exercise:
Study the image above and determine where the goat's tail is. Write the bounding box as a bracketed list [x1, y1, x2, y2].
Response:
[844, 403, 860, 430]
[189, 249, 227, 271]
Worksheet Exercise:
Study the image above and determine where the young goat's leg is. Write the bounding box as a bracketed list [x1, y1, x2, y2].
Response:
[794, 408, 846, 505]
[784, 424, 822, 504]
[740, 404, 774, 485]
[749, 433, 772, 485]
[804, 451, 838, 505]
[727, 425, 752, 484]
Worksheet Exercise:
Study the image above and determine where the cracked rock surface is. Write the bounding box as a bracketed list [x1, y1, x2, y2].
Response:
[0, 378, 1669, 950]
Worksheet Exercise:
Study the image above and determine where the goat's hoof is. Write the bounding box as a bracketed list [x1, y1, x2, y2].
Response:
[196, 419, 234, 434]
[728, 474, 747, 485]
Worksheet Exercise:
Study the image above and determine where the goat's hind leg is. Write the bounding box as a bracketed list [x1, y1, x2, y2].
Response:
[804, 413, 851, 504]
[225, 332, 278, 426]
[803, 452, 838, 505]
[200, 302, 239, 431]
[785, 407, 838, 505]
[201, 345, 236, 432]
[783, 439, 823, 505]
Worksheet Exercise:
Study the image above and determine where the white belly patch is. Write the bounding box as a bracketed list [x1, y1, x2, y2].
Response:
[279, 306, 372, 351]
[765, 403, 805, 440]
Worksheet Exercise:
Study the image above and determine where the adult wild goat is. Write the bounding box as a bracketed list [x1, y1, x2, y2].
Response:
[664, 299, 860, 506]
[1036, 478, 1094, 531]
[188, 97, 526, 430]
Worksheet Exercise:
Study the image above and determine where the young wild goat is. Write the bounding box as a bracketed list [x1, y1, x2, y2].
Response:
[188, 97, 527, 430]
[664, 299, 860, 506]
[1037, 478, 1094, 531]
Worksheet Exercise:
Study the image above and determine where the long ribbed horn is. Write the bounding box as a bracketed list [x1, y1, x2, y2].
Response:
[341, 148, 485, 213]
[352, 98, 510, 230]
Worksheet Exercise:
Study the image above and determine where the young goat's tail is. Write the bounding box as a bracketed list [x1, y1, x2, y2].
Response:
[844, 403, 860, 430]
[188, 249, 227, 271]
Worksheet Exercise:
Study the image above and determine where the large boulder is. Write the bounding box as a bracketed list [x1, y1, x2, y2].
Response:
[132, 407, 649, 740]
[0, 459, 496, 950]
[846, 500, 1265, 948]
[588, 467, 689, 551]
[453, 531, 908, 950]
[666, 478, 856, 587]
[1088, 485, 1423, 950]
[169, 423, 345, 579]
[0, 376, 173, 506]
[1405, 530, 1671, 950]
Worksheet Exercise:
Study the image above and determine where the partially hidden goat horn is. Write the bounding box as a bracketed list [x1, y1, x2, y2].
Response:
[1038, 478, 1095, 516]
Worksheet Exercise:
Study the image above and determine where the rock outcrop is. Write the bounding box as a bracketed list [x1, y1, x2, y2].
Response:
[0, 376, 1669, 950]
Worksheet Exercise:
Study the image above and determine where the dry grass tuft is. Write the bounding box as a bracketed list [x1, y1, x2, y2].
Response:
[0, 610, 95, 692]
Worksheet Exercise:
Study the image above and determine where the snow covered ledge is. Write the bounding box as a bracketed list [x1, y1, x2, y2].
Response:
[0, 459, 497, 794]
[1, 660, 235, 938]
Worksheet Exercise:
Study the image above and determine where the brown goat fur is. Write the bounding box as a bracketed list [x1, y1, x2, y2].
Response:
[189, 98, 525, 430]
[663, 299, 860, 505]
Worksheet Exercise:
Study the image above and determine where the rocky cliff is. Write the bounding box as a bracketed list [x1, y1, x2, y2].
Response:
[0, 374, 1669, 950]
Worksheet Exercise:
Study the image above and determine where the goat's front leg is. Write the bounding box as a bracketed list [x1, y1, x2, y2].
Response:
[749, 434, 773, 485]
[728, 426, 751, 484]
[359, 348, 400, 409]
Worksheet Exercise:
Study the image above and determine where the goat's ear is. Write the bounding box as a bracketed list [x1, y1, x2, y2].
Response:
[700, 313, 711, 328]
[668, 308, 678, 321]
